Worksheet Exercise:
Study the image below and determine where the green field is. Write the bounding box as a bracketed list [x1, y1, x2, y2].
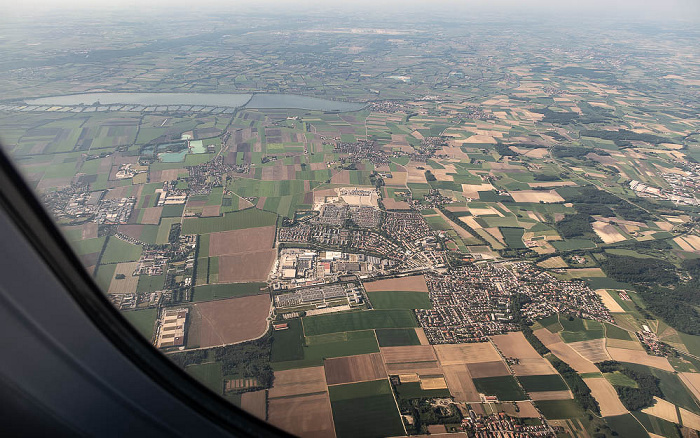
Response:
[604, 323, 633, 341]
[270, 319, 304, 362]
[395, 382, 451, 400]
[552, 239, 597, 251]
[632, 411, 681, 438]
[366, 291, 432, 310]
[604, 371, 639, 388]
[272, 330, 380, 370]
[329, 380, 405, 438]
[605, 414, 650, 438]
[101, 236, 142, 264]
[185, 362, 223, 395]
[500, 227, 526, 249]
[121, 308, 157, 340]
[192, 283, 267, 301]
[472, 376, 526, 401]
[302, 309, 417, 336]
[623, 363, 700, 414]
[375, 328, 421, 347]
[538, 314, 564, 333]
[559, 317, 605, 343]
[534, 399, 585, 419]
[69, 237, 106, 256]
[136, 273, 166, 293]
[518, 374, 569, 393]
[181, 209, 277, 234]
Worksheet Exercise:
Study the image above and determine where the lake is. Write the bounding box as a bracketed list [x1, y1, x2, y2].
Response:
[25, 92, 365, 112]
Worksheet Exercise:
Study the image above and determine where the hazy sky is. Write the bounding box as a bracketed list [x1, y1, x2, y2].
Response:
[4, 0, 700, 22]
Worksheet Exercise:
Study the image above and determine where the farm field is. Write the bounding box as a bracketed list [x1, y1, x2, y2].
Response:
[328, 380, 404, 438]
[324, 353, 387, 385]
[375, 328, 420, 347]
[192, 283, 267, 302]
[272, 330, 380, 371]
[518, 375, 569, 393]
[240, 390, 266, 420]
[185, 362, 223, 395]
[535, 400, 586, 419]
[302, 310, 417, 336]
[472, 376, 527, 401]
[362, 275, 428, 292]
[268, 366, 327, 398]
[366, 291, 432, 310]
[121, 308, 157, 340]
[187, 295, 271, 348]
[268, 393, 336, 438]
[583, 377, 628, 417]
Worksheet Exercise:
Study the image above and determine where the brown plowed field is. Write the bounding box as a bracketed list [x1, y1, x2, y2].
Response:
[546, 342, 599, 374]
[415, 328, 430, 345]
[492, 332, 558, 376]
[442, 364, 480, 402]
[324, 353, 387, 385]
[241, 390, 267, 420]
[107, 262, 139, 294]
[141, 207, 163, 224]
[492, 332, 543, 359]
[209, 226, 276, 256]
[504, 401, 541, 418]
[680, 407, 700, 431]
[533, 328, 561, 346]
[607, 348, 674, 371]
[641, 397, 678, 423]
[584, 377, 628, 417]
[606, 338, 644, 350]
[217, 250, 276, 283]
[381, 345, 437, 363]
[680, 373, 700, 402]
[117, 224, 144, 241]
[188, 295, 270, 348]
[363, 275, 428, 293]
[467, 361, 510, 378]
[385, 361, 443, 375]
[512, 359, 557, 376]
[569, 339, 611, 362]
[434, 342, 502, 365]
[529, 390, 573, 401]
[268, 393, 336, 438]
[201, 205, 220, 217]
[382, 198, 411, 210]
[269, 366, 327, 399]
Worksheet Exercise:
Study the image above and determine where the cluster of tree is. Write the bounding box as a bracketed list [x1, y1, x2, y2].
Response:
[533, 173, 561, 182]
[543, 131, 568, 141]
[399, 398, 462, 435]
[556, 213, 596, 239]
[599, 254, 677, 285]
[600, 254, 700, 334]
[424, 170, 437, 182]
[552, 145, 590, 159]
[214, 336, 274, 389]
[549, 356, 601, 415]
[531, 108, 580, 124]
[580, 129, 669, 146]
[494, 143, 518, 157]
[169, 349, 208, 369]
[596, 361, 662, 411]
[170, 335, 274, 391]
[511, 294, 551, 356]
[565, 186, 653, 222]
[168, 223, 181, 244]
